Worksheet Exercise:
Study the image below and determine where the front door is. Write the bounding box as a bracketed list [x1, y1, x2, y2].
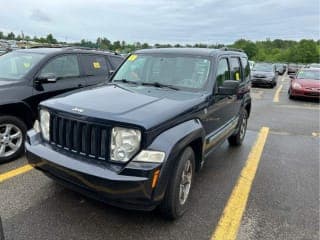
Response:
[31, 54, 85, 114]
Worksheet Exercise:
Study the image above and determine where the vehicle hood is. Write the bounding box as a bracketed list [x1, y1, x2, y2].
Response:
[0, 79, 18, 87]
[0, 79, 32, 104]
[296, 79, 320, 88]
[251, 71, 274, 77]
[41, 84, 206, 130]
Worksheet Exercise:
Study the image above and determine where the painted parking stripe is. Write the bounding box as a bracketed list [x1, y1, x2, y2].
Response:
[273, 84, 283, 103]
[211, 127, 269, 240]
[0, 164, 34, 183]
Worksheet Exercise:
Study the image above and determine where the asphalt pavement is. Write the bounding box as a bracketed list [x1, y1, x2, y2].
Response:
[0, 73, 319, 240]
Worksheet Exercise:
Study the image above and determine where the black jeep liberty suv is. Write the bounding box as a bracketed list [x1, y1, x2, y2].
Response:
[26, 48, 252, 219]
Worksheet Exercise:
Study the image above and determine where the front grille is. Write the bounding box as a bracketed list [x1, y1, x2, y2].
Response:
[49, 112, 110, 161]
[305, 92, 320, 96]
[253, 75, 266, 78]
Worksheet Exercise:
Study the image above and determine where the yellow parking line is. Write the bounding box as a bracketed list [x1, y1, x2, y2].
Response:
[0, 164, 34, 183]
[273, 84, 283, 103]
[211, 127, 269, 240]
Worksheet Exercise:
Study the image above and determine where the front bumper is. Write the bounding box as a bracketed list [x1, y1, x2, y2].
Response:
[291, 88, 320, 98]
[251, 78, 274, 86]
[25, 130, 162, 211]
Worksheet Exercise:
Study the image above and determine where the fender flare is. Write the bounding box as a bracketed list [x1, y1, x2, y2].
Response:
[0, 101, 35, 128]
[146, 119, 205, 201]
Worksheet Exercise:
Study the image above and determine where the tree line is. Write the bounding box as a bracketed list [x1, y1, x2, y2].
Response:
[1, 31, 319, 63]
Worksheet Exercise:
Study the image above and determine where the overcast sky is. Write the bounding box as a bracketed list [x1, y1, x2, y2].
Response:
[1, 0, 319, 44]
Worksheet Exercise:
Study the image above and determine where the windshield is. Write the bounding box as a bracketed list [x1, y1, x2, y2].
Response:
[0, 51, 45, 80]
[253, 63, 274, 72]
[112, 54, 211, 90]
[297, 70, 320, 80]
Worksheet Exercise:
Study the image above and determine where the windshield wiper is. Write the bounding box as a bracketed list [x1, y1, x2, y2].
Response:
[141, 82, 179, 90]
[113, 79, 139, 85]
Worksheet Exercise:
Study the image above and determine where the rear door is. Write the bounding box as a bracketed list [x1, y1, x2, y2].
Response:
[203, 57, 233, 152]
[31, 54, 85, 113]
[228, 56, 244, 117]
[79, 54, 109, 86]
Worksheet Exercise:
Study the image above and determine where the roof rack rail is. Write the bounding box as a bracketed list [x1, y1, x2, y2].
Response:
[63, 46, 120, 55]
[219, 47, 244, 52]
[29, 45, 69, 49]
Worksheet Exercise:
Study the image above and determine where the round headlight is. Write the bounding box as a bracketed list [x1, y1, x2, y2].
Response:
[40, 109, 50, 141]
[292, 82, 302, 89]
[111, 127, 141, 162]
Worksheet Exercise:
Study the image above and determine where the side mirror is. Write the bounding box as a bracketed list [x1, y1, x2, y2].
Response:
[106, 70, 115, 81]
[217, 80, 240, 95]
[289, 75, 295, 79]
[35, 73, 57, 84]
[109, 70, 115, 77]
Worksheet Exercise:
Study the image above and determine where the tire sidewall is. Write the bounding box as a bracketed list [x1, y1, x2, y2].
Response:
[239, 109, 248, 142]
[172, 147, 195, 217]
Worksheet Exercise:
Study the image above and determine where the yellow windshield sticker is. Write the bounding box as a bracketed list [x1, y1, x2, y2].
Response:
[128, 54, 138, 61]
[235, 72, 240, 80]
[23, 63, 31, 68]
[93, 62, 101, 69]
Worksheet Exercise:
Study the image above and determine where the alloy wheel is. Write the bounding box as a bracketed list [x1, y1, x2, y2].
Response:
[0, 124, 23, 158]
[179, 159, 193, 205]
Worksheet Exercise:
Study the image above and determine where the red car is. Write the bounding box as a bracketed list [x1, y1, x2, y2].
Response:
[289, 68, 320, 99]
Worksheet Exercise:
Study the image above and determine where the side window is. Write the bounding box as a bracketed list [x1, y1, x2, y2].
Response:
[40, 55, 80, 78]
[216, 58, 230, 87]
[230, 57, 242, 81]
[109, 56, 123, 69]
[241, 57, 250, 82]
[81, 54, 108, 76]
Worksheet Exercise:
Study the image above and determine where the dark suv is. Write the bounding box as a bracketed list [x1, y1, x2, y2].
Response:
[0, 47, 123, 162]
[26, 48, 252, 219]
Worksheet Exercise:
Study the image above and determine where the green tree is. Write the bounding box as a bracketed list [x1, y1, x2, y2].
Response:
[7, 32, 15, 40]
[46, 34, 57, 44]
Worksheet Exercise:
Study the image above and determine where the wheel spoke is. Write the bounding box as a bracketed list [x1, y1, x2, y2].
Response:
[8, 142, 18, 151]
[0, 144, 5, 156]
[179, 159, 193, 205]
[10, 131, 21, 139]
[4, 125, 12, 135]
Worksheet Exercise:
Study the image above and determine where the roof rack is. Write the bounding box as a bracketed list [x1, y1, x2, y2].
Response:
[63, 46, 120, 55]
[29, 45, 68, 49]
[219, 47, 244, 52]
[28, 45, 120, 55]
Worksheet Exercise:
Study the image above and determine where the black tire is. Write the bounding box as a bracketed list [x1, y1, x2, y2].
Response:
[0, 116, 27, 163]
[288, 88, 295, 100]
[228, 109, 248, 146]
[159, 147, 195, 220]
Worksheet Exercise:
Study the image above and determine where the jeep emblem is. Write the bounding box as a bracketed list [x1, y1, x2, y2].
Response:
[72, 107, 84, 113]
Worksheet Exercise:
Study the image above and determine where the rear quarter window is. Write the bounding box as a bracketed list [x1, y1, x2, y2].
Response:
[241, 57, 250, 82]
[80, 54, 108, 76]
[108, 56, 124, 69]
